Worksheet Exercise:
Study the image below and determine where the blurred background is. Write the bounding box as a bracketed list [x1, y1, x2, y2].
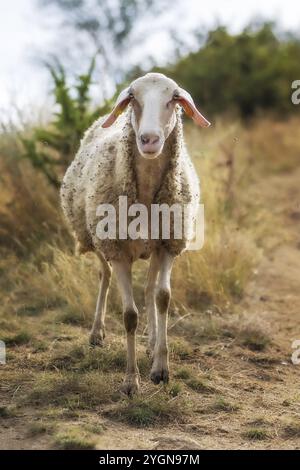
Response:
[1, 0, 300, 450]
[1, 0, 300, 124]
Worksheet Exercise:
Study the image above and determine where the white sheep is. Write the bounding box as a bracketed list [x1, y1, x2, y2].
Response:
[60, 73, 210, 395]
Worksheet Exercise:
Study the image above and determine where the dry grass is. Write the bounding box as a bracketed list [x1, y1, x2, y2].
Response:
[283, 421, 300, 438]
[2, 117, 296, 320]
[0, 405, 17, 418]
[23, 371, 121, 409]
[46, 338, 127, 373]
[0, 117, 271, 322]
[0, 132, 70, 256]
[1, 117, 300, 449]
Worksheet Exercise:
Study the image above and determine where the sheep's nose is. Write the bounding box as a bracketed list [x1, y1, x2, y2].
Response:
[140, 133, 160, 146]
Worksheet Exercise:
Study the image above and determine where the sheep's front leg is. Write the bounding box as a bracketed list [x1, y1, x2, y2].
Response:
[145, 251, 160, 354]
[150, 250, 174, 385]
[112, 258, 139, 396]
[89, 256, 111, 346]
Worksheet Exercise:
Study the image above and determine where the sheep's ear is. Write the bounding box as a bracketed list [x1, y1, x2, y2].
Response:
[174, 88, 211, 128]
[102, 87, 132, 128]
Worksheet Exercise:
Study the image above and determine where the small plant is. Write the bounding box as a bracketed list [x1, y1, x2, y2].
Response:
[27, 421, 54, 437]
[83, 423, 105, 435]
[170, 339, 194, 360]
[120, 400, 157, 427]
[211, 396, 239, 412]
[4, 331, 31, 346]
[54, 428, 96, 450]
[111, 394, 189, 427]
[186, 378, 215, 394]
[174, 367, 192, 380]
[243, 428, 270, 440]
[168, 382, 183, 397]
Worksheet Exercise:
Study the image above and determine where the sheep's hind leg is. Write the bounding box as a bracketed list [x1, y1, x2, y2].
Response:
[150, 250, 174, 385]
[89, 254, 111, 347]
[112, 258, 140, 396]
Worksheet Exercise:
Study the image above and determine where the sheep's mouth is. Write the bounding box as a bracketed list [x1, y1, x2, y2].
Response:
[140, 150, 160, 159]
[139, 144, 164, 159]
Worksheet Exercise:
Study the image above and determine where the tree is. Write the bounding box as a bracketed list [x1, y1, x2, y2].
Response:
[38, 0, 169, 89]
[21, 57, 110, 187]
[154, 22, 300, 118]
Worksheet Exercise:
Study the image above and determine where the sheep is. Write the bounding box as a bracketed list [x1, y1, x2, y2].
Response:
[60, 73, 210, 395]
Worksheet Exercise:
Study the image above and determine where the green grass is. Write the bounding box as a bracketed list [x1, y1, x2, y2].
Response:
[83, 423, 105, 435]
[27, 421, 55, 437]
[168, 382, 183, 397]
[170, 339, 194, 360]
[174, 367, 192, 380]
[186, 378, 215, 394]
[4, 331, 32, 346]
[54, 428, 97, 450]
[174, 366, 216, 395]
[211, 396, 239, 412]
[110, 394, 190, 427]
[243, 428, 270, 440]
[32, 340, 48, 353]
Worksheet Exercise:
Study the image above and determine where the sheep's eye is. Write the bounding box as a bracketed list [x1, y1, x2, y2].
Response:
[129, 92, 134, 99]
[173, 91, 180, 100]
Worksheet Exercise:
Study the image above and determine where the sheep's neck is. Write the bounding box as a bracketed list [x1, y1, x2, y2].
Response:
[134, 150, 169, 207]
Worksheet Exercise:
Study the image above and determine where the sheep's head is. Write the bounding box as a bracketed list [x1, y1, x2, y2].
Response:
[102, 73, 210, 159]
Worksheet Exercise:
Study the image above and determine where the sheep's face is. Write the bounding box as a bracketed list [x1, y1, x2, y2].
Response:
[102, 73, 210, 159]
[129, 74, 178, 159]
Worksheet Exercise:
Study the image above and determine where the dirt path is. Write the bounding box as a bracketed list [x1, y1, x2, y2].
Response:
[1, 167, 300, 450]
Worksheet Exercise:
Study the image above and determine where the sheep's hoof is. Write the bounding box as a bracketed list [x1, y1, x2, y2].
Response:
[120, 374, 140, 397]
[150, 367, 169, 385]
[89, 330, 105, 347]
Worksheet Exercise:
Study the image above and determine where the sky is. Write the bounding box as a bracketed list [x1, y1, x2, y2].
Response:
[1, 0, 300, 121]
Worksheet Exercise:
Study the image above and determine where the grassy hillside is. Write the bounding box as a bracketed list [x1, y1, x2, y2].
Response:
[1, 116, 300, 448]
